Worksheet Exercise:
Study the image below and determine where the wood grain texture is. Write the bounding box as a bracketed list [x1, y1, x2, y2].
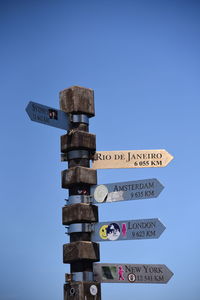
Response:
[62, 203, 98, 225]
[62, 166, 97, 188]
[63, 241, 100, 263]
[59, 86, 95, 116]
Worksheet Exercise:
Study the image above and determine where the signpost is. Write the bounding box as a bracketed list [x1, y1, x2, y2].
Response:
[26, 86, 174, 299]
[26, 101, 69, 130]
[93, 263, 173, 284]
[90, 178, 164, 203]
[91, 218, 165, 242]
[92, 150, 173, 169]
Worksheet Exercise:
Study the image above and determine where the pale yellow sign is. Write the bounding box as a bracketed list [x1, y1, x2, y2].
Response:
[92, 149, 173, 169]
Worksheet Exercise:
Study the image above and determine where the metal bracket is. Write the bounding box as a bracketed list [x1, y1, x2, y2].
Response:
[71, 272, 94, 282]
[71, 114, 89, 125]
[68, 150, 89, 160]
[66, 195, 92, 205]
[61, 150, 90, 161]
[68, 223, 93, 234]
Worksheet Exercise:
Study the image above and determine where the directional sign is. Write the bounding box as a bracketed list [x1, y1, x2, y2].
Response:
[91, 218, 165, 242]
[93, 263, 173, 284]
[92, 149, 173, 169]
[90, 178, 164, 203]
[26, 101, 69, 130]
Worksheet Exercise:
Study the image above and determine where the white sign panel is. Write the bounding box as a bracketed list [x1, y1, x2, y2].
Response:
[94, 263, 173, 284]
[91, 218, 165, 242]
[92, 150, 173, 169]
[91, 178, 164, 203]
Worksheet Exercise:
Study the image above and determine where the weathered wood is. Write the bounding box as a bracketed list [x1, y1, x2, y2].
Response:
[62, 167, 97, 188]
[64, 282, 101, 300]
[62, 203, 98, 225]
[59, 86, 95, 117]
[60, 86, 101, 298]
[61, 131, 96, 153]
[63, 241, 100, 263]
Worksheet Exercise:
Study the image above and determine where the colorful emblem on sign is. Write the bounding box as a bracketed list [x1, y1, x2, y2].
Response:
[107, 223, 120, 240]
[99, 223, 121, 240]
[128, 273, 136, 282]
[122, 223, 127, 237]
[90, 285, 98, 296]
[94, 184, 108, 202]
[118, 266, 125, 280]
[99, 225, 108, 240]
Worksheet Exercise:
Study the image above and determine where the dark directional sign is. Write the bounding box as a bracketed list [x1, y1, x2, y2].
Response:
[26, 101, 69, 130]
[93, 263, 173, 284]
[90, 178, 164, 203]
[92, 149, 173, 169]
[91, 218, 165, 242]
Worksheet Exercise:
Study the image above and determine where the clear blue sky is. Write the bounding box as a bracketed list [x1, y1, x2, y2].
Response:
[1, 1, 200, 299]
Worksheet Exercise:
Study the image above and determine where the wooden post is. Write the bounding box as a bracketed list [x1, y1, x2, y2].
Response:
[60, 86, 101, 300]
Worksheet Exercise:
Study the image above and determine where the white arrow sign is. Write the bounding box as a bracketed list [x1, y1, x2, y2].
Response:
[92, 149, 173, 169]
[91, 218, 165, 242]
[93, 263, 173, 284]
[90, 178, 164, 203]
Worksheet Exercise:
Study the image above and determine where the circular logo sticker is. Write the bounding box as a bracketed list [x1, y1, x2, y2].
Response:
[107, 223, 120, 240]
[94, 185, 108, 202]
[128, 273, 136, 282]
[99, 225, 108, 239]
[90, 285, 98, 296]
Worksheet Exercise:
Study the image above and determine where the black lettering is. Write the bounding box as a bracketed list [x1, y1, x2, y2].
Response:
[145, 190, 154, 197]
[113, 185, 119, 192]
[115, 154, 125, 160]
[95, 153, 103, 160]
[146, 230, 156, 237]
[126, 152, 131, 162]
[143, 265, 148, 273]
[37, 115, 49, 123]
[148, 181, 154, 188]
[32, 103, 48, 115]
[154, 275, 164, 281]
[105, 154, 111, 160]
[144, 275, 152, 281]
[125, 265, 132, 273]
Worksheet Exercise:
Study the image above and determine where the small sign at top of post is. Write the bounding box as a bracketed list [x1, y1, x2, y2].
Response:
[92, 150, 173, 169]
[26, 101, 69, 130]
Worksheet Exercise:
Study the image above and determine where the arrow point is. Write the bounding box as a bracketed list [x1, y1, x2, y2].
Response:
[157, 219, 166, 237]
[158, 179, 165, 193]
[25, 102, 31, 117]
[164, 265, 174, 282]
[25, 102, 29, 112]
[167, 151, 174, 164]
